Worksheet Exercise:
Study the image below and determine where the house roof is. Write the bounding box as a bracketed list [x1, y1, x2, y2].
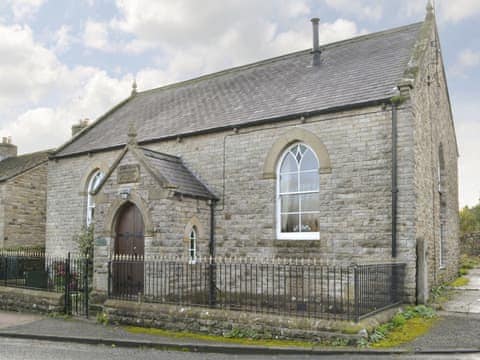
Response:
[140, 148, 216, 200]
[0, 150, 51, 182]
[54, 22, 423, 158]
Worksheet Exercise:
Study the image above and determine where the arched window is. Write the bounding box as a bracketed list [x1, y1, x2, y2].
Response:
[189, 227, 197, 263]
[277, 143, 320, 240]
[86, 170, 104, 227]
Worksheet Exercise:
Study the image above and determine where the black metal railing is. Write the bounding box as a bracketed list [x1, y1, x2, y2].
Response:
[108, 256, 406, 321]
[0, 251, 90, 317]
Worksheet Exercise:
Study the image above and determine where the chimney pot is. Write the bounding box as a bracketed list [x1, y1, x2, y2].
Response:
[310, 18, 321, 66]
[71, 119, 90, 137]
[0, 137, 17, 160]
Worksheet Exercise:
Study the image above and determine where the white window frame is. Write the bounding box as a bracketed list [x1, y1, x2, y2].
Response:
[439, 220, 446, 268]
[189, 227, 197, 264]
[86, 170, 104, 227]
[276, 143, 320, 240]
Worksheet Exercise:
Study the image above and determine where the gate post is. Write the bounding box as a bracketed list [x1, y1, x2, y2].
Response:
[107, 258, 112, 297]
[64, 253, 71, 315]
[84, 256, 89, 318]
[208, 256, 216, 307]
[3, 256, 7, 286]
[353, 264, 360, 322]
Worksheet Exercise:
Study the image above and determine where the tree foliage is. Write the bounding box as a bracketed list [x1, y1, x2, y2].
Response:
[73, 225, 94, 258]
[460, 203, 480, 235]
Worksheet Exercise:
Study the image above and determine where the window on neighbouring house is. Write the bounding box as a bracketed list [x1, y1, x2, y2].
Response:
[189, 227, 197, 263]
[86, 170, 104, 227]
[277, 143, 320, 240]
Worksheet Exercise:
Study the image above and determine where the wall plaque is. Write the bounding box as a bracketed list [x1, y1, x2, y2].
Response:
[118, 164, 140, 184]
[95, 237, 107, 246]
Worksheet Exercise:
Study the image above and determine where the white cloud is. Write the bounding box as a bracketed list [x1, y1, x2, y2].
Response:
[0, 24, 59, 106]
[457, 116, 480, 207]
[83, 20, 110, 51]
[438, 0, 480, 23]
[0, 22, 133, 154]
[52, 25, 73, 53]
[83, 0, 361, 89]
[6, 0, 45, 20]
[0, 68, 132, 154]
[452, 49, 480, 76]
[403, 0, 480, 23]
[457, 49, 480, 68]
[324, 0, 383, 20]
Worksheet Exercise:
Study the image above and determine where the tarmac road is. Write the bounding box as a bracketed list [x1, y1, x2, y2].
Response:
[1, 337, 479, 360]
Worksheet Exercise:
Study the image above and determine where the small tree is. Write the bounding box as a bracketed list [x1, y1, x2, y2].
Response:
[460, 199, 480, 236]
[73, 225, 94, 258]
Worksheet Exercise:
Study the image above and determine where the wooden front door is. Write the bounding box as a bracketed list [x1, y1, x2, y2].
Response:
[113, 202, 145, 296]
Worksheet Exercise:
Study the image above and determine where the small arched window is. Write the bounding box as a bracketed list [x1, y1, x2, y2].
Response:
[277, 143, 320, 240]
[86, 170, 104, 227]
[189, 227, 197, 263]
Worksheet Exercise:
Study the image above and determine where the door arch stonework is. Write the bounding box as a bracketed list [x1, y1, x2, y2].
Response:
[104, 192, 154, 237]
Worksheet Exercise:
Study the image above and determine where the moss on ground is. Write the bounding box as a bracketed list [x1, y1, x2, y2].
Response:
[460, 255, 480, 274]
[124, 326, 317, 348]
[370, 317, 437, 348]
[449, 276, 469, 287]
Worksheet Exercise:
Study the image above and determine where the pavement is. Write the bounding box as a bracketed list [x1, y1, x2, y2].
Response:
[400, 267, 480, 352]
[0, 268, 480, 355]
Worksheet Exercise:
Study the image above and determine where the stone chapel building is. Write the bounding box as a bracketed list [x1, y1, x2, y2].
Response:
[46, 7, 458, 302]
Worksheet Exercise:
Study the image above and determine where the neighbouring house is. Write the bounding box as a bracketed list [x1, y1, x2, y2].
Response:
[45, 5, 458, 305]
[0, 138, 50, 249]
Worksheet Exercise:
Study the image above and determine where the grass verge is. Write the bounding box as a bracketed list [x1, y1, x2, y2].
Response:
[449, 276, 469, 287]
[124, 326, 317, 348]
[366, 305, 437, 349]
[370, 317, 437, 348]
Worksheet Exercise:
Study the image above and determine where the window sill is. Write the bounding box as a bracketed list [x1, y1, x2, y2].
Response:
[277, 233, 320, 241]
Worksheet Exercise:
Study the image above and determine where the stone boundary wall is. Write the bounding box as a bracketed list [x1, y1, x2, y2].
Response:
[103, 299, 399, 341]
[0, 286, 63, 314]
[461, 232, 480, 256]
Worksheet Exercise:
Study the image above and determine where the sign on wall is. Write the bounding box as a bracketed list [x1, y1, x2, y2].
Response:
[117, 164, 140, 184]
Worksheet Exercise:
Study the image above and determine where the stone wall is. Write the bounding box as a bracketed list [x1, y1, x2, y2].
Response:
[46, 104, 420, 298]
[103, 299, 400, 341]
[460, 233, 480, 256]
[1, 162, 48, 249]
[0, 286, 64, 313]
[408, 15, 460, 295]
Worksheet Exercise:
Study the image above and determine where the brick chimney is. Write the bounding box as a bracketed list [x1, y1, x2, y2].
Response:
[72, 119, 89, 137]
[0, 137, 17, 161]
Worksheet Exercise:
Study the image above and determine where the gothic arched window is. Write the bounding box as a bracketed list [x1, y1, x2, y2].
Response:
[86, 170, 104, 227]
[189, 227, 197, 263]
[277, 143, 320, 240]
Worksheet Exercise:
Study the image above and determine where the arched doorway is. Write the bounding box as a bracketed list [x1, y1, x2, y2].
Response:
[113, 202, 145, 296]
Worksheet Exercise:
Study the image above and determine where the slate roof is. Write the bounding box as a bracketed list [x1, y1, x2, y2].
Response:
[0, 151, 51, 182]
[54, 22, 423, 158]
[140, 148, 216, 200]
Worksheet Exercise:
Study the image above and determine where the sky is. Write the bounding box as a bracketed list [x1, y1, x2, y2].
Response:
[0, 0, 478, 207]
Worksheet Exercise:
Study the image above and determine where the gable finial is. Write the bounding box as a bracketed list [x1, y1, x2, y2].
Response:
[426, 0, 434, 16]
[131, 77, 137, 96]
[127, 121, 137, 145]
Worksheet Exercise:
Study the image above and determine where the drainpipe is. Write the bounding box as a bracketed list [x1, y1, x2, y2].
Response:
[208, 200, 216, 258]
[208, 199, 216, 306]
[391, 103, 398, 258]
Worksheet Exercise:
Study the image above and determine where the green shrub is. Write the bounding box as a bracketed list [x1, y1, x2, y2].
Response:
[391, 313, 406, 327]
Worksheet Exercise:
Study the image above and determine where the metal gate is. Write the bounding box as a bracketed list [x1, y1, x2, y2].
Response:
[64, 253, 90, 318]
